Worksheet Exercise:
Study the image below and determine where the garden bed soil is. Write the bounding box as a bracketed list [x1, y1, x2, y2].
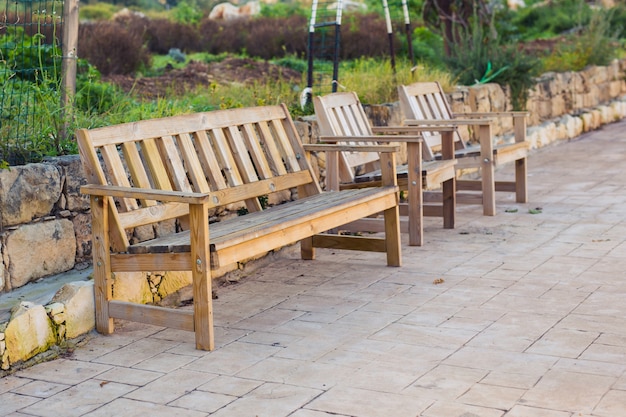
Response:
[104, 57, 302, 99]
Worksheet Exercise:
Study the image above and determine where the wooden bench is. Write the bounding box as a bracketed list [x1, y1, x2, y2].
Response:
[77, 104, 402, 351]
[399, 82, 530, 216]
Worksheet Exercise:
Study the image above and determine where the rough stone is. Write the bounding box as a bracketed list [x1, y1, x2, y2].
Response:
[71, 212, 92, 263]
[0, 163, 62, 227]
[154, 271, 193, 301]
[46, 155, 90, 212]
[51, 281, 94, 339]
[5, 302, 56, 365]
[5, 219, 77, 289]
[45, 302, 64, 316]
[0, 257, 4, 292]
[112, 271, 153, 304]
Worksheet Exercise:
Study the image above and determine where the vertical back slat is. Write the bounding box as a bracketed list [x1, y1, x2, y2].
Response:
[226, 125, 260, 183]
[178, 132, 211, 193]
[270, 119, 300, 173]
[193, 130, 228, 191]
[241, 123, 273, 179]
[211, 128, 245, 187]
[100, 143, 139, 211]
[158, 135, 193, 193]
[122, 141, 156, 208]
[257, 120, 288, 176]
[140, 138, 173, 191]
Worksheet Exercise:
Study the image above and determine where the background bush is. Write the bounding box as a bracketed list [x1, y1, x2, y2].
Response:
[78, 20, 151, 75]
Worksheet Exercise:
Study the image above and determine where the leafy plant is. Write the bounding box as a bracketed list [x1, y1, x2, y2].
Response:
[445, 10, 539, 110]
[541, 7, 622, 72]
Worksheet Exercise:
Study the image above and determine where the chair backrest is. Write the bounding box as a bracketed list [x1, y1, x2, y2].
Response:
[313, 91, 382, 183]
[77, 104, 321, 251]
[398, 82, 466, 160]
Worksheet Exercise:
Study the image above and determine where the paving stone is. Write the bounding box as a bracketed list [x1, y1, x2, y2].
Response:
[20, 379, 136, 417]
[304, 386, 431, 417]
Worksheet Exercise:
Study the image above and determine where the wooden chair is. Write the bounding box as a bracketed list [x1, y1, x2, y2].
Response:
[398, 81, 530, 216]
[313, 91, 457, 247]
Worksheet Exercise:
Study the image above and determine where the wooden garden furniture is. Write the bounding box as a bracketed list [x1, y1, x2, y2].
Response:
[77, 104, 402, 351]
[313, 91, 457, 247]
[398, 81, 530, 215]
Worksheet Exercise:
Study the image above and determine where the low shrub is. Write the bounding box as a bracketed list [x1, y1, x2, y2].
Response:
[146, 18, 202, 54]
[78, 21, 151, 75]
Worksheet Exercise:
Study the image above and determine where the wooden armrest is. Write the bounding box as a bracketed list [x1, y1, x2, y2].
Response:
[372, 125, 457, 133]
[453, 111, 529, 119]
[81, 184, 211, 204]
[405, 118, 496, 126]
[318, 135, 423, 143]
[303, 143, 400, 153]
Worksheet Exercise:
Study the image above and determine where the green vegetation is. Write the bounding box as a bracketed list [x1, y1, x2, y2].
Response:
[3, 0, 626, 166]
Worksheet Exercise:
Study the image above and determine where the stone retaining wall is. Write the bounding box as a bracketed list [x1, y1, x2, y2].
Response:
[2, 59, 626, 373]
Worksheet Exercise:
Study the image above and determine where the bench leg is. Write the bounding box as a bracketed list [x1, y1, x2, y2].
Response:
[190, 203, 214, 351]
[301, 237, 315, 260]
[91, 196, 114, 335]
[383, 205, 402, 266]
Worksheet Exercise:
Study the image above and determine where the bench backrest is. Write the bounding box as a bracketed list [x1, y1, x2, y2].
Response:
[398, 82, 467, 160]
[77, 104, 321, 251]
[313, 92, 383, 183]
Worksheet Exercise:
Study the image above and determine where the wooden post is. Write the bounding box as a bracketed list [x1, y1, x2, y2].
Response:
[60, 0, 79, 141]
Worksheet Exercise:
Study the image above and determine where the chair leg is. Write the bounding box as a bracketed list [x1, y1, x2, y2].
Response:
[442, 177, 455, 229]
[479, 124, 496, 216]
[407, 142, 423, 246]
[516, 157, 528, 203]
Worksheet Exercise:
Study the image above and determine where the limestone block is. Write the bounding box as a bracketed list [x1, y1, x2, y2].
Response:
[364, 102, 401, 127]
[51, 281, 95, 339]
[152, 271, 193, 301]
[468, 85, 490, 112]
[608, 81, 623, 99]
[0, 163, 61, 227]
[112, 271, 153, 304]
[5, 302, 56, 365]
[47, 155, 90, 212]
[5, 220, 76, 289]
[0, 258, 4, 292]
[45, 302, 66, 326]
[525, 127, 541, 150]
[293, 120, 312, 144]
[131, 224, 156, 245]
[561, 114, 583, 139]
[549, 96, 567, 119]
[71, 212, 92, 262]
[580, 113, 592, 132]
[448, 88, 470, 114]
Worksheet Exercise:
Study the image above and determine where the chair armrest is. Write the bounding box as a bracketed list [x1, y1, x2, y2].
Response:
[404, 118, 494, 126]
[81, 184, 211, 204]
[372, 125, 457, 133]
[303, 143, 400, 153]
[318, 135, 424, 143]
[453, 111, 529, 119]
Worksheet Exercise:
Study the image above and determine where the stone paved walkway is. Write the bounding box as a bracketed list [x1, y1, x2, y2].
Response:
[2, 120, 626, 416]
